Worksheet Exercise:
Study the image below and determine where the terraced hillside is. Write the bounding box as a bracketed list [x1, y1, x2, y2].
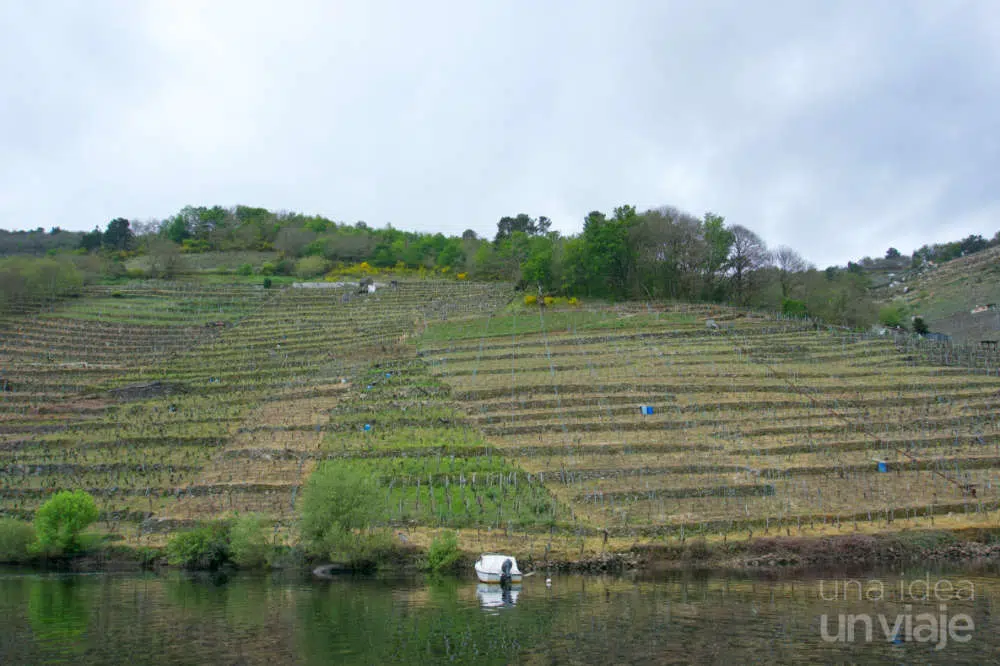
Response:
[6, 282, 1000, 553]
[419, 305, 1000, 539]
[0, 279, 512, 542]
[876, 245, 1000, 343]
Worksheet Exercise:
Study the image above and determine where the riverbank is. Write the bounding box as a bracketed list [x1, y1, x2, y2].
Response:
[9, 526, 1000, 576]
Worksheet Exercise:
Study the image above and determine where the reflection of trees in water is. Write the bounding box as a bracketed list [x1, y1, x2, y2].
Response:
[5, 572, 998, 664]
[297, 578, 556, 664]
[29, 577, 91, 649]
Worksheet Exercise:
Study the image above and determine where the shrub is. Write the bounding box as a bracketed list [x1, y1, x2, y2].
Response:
[263, 277, 273, 289]
[568, 297, 579, 306]
[879, 304, 907, 329]
[275, 258, 295, 275]
[684, 537, 711, 561]
[0, 518, 35, 563]
[781, 298, 808, 318]
[229, 514, 270, 569]
[300, 463, 382, 561]
[543, 296, 555, 306]
[34, 490, 99, 555]
[425, 530, 462, 573]
[913, 316, 929, 335]
[260, 262, 276, 276]
[295, 256, 329, 279]
[110, 291, 124, 298]
[166, 526, 230, 570]
[523, 294, 537, 305]
[236, 263, 253, 276]
[125, 268, 146, 279]
[456, 272, 467, 280]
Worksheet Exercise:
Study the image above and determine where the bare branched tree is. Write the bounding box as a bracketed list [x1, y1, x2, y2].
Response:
[728, 225, 769, 305]
[773, 245, 809, 298]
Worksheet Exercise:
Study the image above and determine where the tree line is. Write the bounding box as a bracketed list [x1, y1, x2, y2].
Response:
[0, 203, 882, 327]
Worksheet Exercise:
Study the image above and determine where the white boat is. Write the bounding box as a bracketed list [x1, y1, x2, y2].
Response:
[474, 553, 522, 584]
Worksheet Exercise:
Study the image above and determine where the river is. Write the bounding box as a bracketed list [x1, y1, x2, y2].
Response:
[2, 564, 999, 664]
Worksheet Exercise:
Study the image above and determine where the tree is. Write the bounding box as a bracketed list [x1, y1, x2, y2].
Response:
[146, 238, 184, 278]
[629, 207, 706, 300]
[229, 514, 271, 569]
[166, 526, 230, 569]
[701, 212, 734, 300]
[960, 234, 989, 256]
[163, 216, 191, 244]
[773, 245, 808, 298]
[572, 206, 638, 298]
[103, 218, 134, 251]
[879, 304, 907, 329]
[299, 463, 381, 558]
[0, 519, 35, 563]
[461, 229, 478, 241]
[494, 214, 551, 243]
[79, 227, 103, 252]
[885, 247, 901, 259]
[34, 490, 99, 555]
[913, 316, 929, 335]
[275, 227, 317, 256]
[727, 225, 769, 305]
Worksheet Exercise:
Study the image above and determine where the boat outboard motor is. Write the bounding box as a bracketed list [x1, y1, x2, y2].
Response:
[499, 558, 513, 588]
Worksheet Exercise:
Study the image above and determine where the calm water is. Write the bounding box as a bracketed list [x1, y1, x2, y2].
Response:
[2, 565, 1000, 664]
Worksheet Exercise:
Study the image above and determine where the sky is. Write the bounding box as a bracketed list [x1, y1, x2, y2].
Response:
[1, 1, 998, 266]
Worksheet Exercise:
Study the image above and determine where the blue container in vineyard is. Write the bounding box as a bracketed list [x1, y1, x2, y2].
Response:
[640, 406, 654, 415]
[364, 423, 372, 432]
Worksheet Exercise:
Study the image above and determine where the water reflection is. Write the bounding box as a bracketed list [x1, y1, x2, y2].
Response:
[476, 583, 520, 608]
[0, 566, 998, 664]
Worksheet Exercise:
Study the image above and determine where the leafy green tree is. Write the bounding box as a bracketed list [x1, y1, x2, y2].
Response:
[879, 304, 907, 329]
[521, 235, 554, 289]
[577, 206, 637, 298]
[166, 526, 229, 569]
[913, 316, 929, 335]
[299, 463, 381, 559]
[701, 212, 734, 299]
[229, 514, 271, 569]
[436, 238, 464, 268]
[0, 518, 35, 562]
[885, 247, 901, 259]
[34, 490, 99, 555]
[163, 216, 190, 243]
[79, 227, 103, 252]
[103, 218, 134, 251]
[494, 214, 551, 243]
[781, 298, 809, 318]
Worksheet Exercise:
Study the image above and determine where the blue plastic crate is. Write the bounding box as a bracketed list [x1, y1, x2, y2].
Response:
[640, 406, 654, 415]
[877, 461, 888, 473]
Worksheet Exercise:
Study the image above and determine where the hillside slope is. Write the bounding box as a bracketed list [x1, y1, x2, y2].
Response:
[421, 305, 1000, 538]
[874, 246, 1000, 342]
[0, 279, 513, 542]
[4, 282, 1000, 554]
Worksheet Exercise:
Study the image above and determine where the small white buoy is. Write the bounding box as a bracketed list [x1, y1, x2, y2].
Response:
[545, 578, 552, 587]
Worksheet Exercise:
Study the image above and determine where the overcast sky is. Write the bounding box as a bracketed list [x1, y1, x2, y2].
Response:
[2, 1, 998, 266]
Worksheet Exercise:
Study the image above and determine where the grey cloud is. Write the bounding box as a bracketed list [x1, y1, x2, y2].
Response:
[1, 0, 998, 266]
